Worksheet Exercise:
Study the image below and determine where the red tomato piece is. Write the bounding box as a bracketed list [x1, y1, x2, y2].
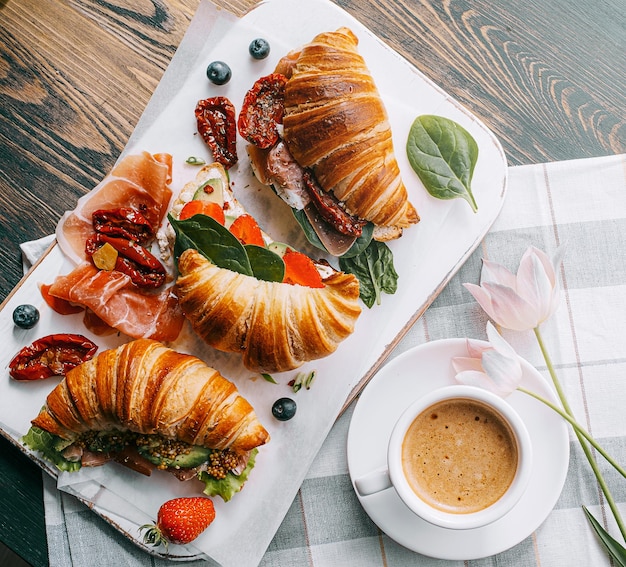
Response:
[195, 97, 238, 169]
[179, 201, 226, 224]
[238, 73, 288, 149]
[229, 214, 265, 246]
[282, 249, 324, 288]
[9, 334, 98, 381]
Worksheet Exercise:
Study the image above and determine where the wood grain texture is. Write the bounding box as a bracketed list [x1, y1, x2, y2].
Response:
[0, 0, 624, 565]
[335, 0, 626, 163]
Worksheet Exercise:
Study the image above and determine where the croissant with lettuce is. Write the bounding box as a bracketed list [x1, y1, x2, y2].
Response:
[24, 339, 269, 501]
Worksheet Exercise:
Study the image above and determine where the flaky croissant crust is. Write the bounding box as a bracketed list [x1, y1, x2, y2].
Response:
[31, 339, 270, 454]
[281, 27, 418, 230]
[175, 249, 362, 373]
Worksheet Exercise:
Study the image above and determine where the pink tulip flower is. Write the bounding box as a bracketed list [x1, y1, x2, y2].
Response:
[451, 322, 522, 397]
[464, 246, 564, 331]
[460, 245, 626, 555]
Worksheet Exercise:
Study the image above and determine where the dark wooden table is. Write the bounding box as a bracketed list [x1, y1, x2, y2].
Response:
[1, 1, 624, 565]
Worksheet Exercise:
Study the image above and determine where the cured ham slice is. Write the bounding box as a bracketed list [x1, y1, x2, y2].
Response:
[46, 263, 184, 342]
[56, 152, 173, 265]
[47, 152, 183, 342]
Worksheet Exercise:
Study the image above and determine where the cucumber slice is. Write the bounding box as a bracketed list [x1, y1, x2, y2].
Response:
[267, 241, 292, 257]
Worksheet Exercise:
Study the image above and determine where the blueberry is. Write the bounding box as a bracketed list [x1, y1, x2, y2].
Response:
[206, 61, 231, 85]
[13, 304, 40, 329]
[249, 38, 270, 60]
[272, 397, 297, 421]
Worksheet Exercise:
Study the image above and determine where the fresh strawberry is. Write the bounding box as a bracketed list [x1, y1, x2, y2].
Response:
[141, 497, 216, 548]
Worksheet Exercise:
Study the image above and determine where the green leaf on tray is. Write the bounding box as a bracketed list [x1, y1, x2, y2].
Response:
[339, 240, 398, 308]
[583, 506, 626, 566]
[407, 114, 479, 212]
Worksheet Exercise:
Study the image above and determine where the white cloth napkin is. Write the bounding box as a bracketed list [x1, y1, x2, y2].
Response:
[25, 152, 626, 566]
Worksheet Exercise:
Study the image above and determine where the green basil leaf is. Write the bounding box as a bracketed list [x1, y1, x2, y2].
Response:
[583, 507, 626, 566]
[169, 213, 253, 276]
[245, 244, 285, 282]
[292, 208, 375, 258]
[407, 115, 479, 212]
[339, 240, 398, 308]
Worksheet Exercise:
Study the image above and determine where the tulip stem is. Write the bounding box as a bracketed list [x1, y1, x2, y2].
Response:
[516, 386, 626, 478]
[534, 326, 626, 542]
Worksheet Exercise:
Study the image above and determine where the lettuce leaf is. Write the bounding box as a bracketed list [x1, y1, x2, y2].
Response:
[199, 448, 258, 502]
[22, 427, 81, 473]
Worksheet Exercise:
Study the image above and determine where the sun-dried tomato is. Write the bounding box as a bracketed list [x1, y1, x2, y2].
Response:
[92, 208, 155, 245]
[9, 334, 98, 381]
[195, 96, 238, 169]
[302, 170, 365, 237]
[238, 73, 288, 149]
[85, 233, 166, 289]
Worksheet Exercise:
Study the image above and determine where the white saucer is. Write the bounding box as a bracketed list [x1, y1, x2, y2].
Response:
[347, 339, 570, 560]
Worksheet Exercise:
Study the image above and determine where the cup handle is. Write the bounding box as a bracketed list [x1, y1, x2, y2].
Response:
[354, 467, 392, 496]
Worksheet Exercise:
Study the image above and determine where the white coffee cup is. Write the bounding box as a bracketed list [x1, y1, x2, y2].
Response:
[354, 385, 533, 530]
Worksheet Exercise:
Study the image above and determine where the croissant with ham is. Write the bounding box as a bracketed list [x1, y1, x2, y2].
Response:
[282, 27, 417, 229]
[27, 339, 269, 498]
[175, 248, 361, 373]
[243, 27, 418, 255]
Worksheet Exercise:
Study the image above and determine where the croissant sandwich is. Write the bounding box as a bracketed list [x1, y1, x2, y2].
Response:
[23, 339, 270, 501]
[239, 27, 419, 257]
[162, 163, 362, 373]
[176, 248, 361, 373]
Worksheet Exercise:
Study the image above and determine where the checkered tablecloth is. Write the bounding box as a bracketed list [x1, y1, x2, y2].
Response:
[30, 152, 625, 566]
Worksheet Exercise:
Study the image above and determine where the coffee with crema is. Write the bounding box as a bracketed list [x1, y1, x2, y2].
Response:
[401, 397, 518, 514]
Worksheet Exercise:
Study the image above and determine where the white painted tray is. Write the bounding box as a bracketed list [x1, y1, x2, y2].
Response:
[0, 0, 507, 565]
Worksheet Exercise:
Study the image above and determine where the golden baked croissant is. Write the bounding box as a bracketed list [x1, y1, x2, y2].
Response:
[31, 338, 269, 454]
[280, 27, 419, 236]
[175, 248, 362, 373]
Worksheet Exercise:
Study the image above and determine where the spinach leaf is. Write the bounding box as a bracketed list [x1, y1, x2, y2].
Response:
[245, 244, 285, 282]
[340, 222, 375, 258]
[169, 214, 286, 282]
[340, 240, 398, 308]
[169, 213, 253, 276]
[407, 115, 479, 212]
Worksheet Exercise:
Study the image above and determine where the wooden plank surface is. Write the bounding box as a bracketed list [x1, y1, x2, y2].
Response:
[0, 0, 624, 565]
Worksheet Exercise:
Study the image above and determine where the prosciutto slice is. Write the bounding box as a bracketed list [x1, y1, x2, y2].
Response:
[47, 263, 184, 342]
[56, 152, 173, 265]
[48, 152, 184, 342]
